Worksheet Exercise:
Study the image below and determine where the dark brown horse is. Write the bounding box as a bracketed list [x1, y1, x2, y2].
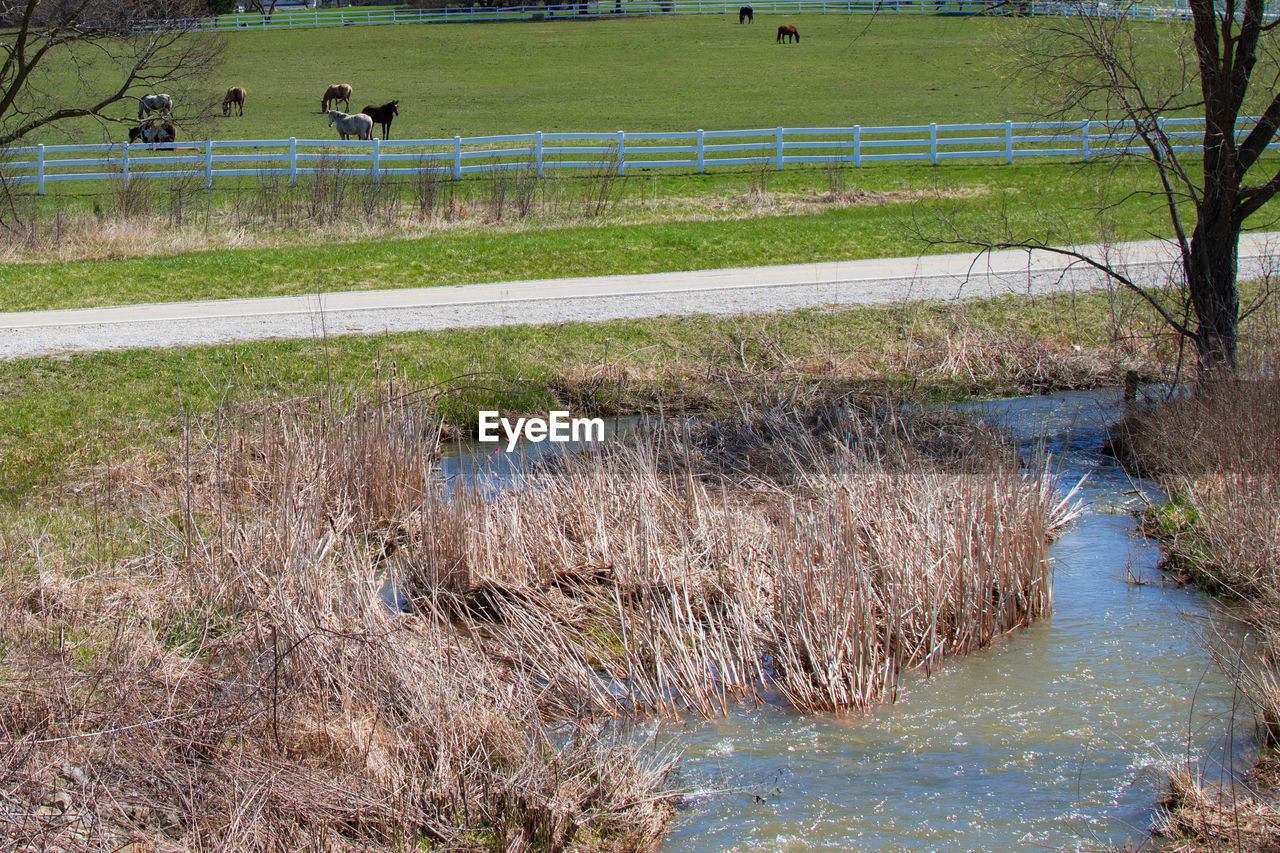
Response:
[739, 5, 753, 22]
[776, 24, 799, 42]
[360, 100, 400, 139]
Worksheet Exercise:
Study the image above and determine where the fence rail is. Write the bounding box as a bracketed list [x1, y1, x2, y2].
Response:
[2, 118, 1268, 194]
[138, 0, 1201, 31]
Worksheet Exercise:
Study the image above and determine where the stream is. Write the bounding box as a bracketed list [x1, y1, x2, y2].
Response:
[430, 389, 1254, 851]
[659, 388, 1254, 852]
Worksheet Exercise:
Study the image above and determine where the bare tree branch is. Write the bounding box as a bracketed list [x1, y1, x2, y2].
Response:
[0, 0, 223, 148]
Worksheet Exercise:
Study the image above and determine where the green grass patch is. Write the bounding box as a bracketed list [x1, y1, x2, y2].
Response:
[1, 158, 1187, 310]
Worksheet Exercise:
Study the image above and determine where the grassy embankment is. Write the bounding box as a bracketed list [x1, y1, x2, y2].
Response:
[1, 158, 1190, 309]
[1108, 318, 1280, 849]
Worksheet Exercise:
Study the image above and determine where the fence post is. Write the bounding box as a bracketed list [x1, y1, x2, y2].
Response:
[122, 142, 130, 189]
[697, 129, 705, 173]
[1005, 120, 1014, 164]
[1081, 118, 1091, 163]
[453, 135, 462, 179]
[775, 126, 784, 170]
[204, 139, 213, 188]
[535, 131, 544, 177]
[853, 125, 861, 167]
[617, 130, 626, 176]
[289, 137, 298, 186]
[36, 144, 45, 195]
[372, 136, 381, 182]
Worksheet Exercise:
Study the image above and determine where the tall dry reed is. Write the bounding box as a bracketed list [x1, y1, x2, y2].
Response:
[1, 386, 1071, 850]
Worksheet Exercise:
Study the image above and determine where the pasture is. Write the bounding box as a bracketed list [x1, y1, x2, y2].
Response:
[27, 14, 1182, 145]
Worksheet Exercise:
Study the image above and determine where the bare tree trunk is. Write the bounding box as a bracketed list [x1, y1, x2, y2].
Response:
[1187, 219, 1241, 372]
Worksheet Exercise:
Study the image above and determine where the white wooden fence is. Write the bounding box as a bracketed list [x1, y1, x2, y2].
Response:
[138, 0, 1199, 31]
[2, 118, 1267, 195]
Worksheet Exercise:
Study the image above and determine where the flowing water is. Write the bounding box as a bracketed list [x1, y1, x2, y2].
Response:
[427, 389, 1254, 850]
[660, 388, 1253, 852]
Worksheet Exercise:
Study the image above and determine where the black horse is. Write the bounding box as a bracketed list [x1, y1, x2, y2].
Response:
[360, 100, 400, 140]
[739, 5, 753, 22]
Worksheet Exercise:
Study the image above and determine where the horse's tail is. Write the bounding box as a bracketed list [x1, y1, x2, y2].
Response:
[137, 99, 145, 119]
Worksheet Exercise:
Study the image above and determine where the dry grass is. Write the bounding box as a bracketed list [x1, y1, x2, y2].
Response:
[553, 321, 1162, 420]
[1149, 768, 1280, 852]
[0, 380, 1072, 850]
[0, 173, 986, 265]
[1111, 324, 1280, 850]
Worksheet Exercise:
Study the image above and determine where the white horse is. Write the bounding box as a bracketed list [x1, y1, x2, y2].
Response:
[327, 110, 373, 141]
[138, 93, 173, 120]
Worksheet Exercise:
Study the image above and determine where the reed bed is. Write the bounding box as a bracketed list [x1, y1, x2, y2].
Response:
[404, 403, 1068, 716]
[0, 386, 1071, 850]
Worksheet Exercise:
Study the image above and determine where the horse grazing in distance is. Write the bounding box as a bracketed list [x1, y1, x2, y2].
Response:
[739, 5, 753, 22]
[137, 93, 172, 119]
[222, 86, 247, 116]
[360, 100, 399, 139]
[328, 110, 373, 140]
[776, 24, 799, 42]
[128, 122, 176, 144]
[321, 83, 353, 112]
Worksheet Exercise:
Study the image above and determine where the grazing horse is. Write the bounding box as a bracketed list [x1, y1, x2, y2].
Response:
[222, 86, 247, 116]
[321, 83, 353, 113]
[328, 110, 373, 140]
[739, 5, 753, 22]
[137, 93, 172, 120]
[360, 100, 399, 139]
[128, 122, 176, 144]
[776, 24, 799, 42]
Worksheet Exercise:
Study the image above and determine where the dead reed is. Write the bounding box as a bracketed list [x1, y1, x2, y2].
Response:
[0, 381, 1073, 850]
[1112, 347, 1280, 849]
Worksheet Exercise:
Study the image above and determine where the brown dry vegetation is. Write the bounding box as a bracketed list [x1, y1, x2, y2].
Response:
[0, 168, 980, 264]
[0, 385, 1071, 851]
[1110, 322, 1280, 851]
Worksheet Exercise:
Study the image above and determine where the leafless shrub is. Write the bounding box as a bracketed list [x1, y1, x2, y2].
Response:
[577, 145, 623, 219]
[486, 160, 509, 222]
[413, 156, 442, 220]
[513, 159, 540, 219]
[107, 174, 152, 219]
[304, 157, 348, 224]
[355, 176, 401, 227]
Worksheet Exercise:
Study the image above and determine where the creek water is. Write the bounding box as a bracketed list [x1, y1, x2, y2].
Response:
[427, 389, 1254, 851]
[659, 388, 1253, 852]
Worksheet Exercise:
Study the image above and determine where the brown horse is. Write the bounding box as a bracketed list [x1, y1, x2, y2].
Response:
[321, 83, 352, 113]
[776, 24, 799, 42]
[739, 5, 753, 22]
[222, 86, 246, 116]
[360, 100, 400, 139]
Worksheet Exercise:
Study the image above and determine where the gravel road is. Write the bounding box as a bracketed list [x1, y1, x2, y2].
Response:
[2, 233, 1276, 359]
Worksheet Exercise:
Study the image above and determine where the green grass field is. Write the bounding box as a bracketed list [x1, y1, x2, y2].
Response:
[1, 159, 1190, 311]
[30, 14, 1184, 145]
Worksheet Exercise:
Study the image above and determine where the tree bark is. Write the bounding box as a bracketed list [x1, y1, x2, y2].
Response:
[1187, 219, 1241, 372]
